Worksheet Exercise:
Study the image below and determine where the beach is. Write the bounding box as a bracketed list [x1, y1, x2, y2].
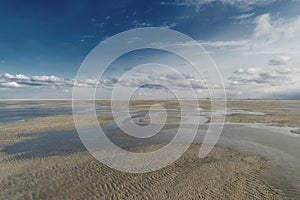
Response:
[0, 100, 299, 199]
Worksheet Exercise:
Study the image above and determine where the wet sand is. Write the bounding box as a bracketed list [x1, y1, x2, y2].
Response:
[0, 100, 299, 199]
[0, 142, 286, 199]
[212, 124, 300, 198]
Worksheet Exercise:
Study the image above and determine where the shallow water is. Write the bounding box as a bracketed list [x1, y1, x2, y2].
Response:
[214, 124, 300, 198]
[2, 121, 182, 159]
[0, 102, 70, 124]
[2, 102, 300, 198]
[0, 101, 111, 124]
[3, 116, 300, 198]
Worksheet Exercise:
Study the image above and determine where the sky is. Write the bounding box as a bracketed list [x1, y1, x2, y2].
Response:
[0, 0, 300, 99]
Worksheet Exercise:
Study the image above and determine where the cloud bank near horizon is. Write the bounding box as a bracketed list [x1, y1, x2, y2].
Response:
[1, 64, 300, 99]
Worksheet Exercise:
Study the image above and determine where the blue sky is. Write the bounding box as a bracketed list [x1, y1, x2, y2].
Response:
[1, 0, 300, 99]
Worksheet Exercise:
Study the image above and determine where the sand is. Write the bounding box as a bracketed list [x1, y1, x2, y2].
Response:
[209, 100, 300, 127]
[103, 99, 300, 128]
[0, 114, 114, 135]
[0, 143, 286, 200]
[0, 100, 299, 199]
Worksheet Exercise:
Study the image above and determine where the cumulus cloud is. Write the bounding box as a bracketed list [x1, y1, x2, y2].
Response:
[2, 67, 298, 99]
[1, 82, 20, 88]
[228, 67, 300, 98]
[110, 6, 299, 100]
[101, 71, 209, 91]
[269, 56, 291, 65]
[198, 13, 300, 99]
[230, 68, 282, 84]
[0, 71, 211, 97]
[0, 73, 99, 89]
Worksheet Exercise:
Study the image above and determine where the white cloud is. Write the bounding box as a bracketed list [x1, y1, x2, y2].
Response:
[228, 67, 300, 98]
[251, 14, 280, 49]
[221, 0, 277, 9]
[1, 82, 20, 88]
[3, 73, 30, 80]
[231, 12, 255, 24]
[0, 73, 99, 89]
[160, 0, 277, 12]
[131, 20, 152, 28]
[15, 74, 30, 80]
[2, 12, 299, 99]
[201, 40, 249, 48]
[233, 13, 255, 20]
[250, 14, 300, 53]
[197, 13, 300, 55]
[269, 56, 291, 65]
[31, 75, 61, 82]
[3, 73, 15, 79]
[101, 71, 210, 91]
[162, 22, 178, 29]
[234, 67, 263, 75]
[148, 13, 300, 55]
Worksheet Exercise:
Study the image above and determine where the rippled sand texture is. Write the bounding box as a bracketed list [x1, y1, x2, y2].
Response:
[0, 100, 299, 199]
[0, 144, 285, 200]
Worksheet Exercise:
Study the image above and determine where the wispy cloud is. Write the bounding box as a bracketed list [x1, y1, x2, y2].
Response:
[233, 13, 255, 20]
[161, 22, 178, 29]
[201, 40, 249, 48]
[184, 13, 300, 54]
[249, 14, 300, 52]
[79, 35, 96, 38]
[160, 0, 277, 12]
[231, 12, 255, 24]
[131, 20, 152, 28]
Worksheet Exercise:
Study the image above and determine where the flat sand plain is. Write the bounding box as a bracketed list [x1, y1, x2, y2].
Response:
[0, 144, 285, 199]
[0, 100, 299, 199]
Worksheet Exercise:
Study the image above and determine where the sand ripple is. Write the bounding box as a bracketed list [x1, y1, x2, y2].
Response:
[0, 144, 286, 200]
